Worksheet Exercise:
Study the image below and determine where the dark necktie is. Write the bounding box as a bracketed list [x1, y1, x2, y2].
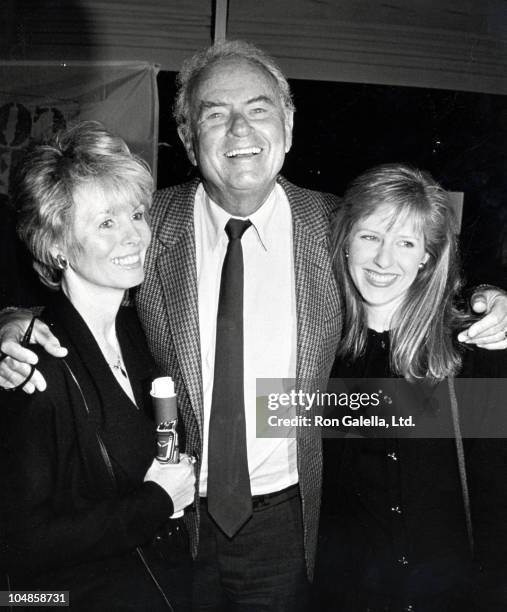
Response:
[207, 218, 253, 537]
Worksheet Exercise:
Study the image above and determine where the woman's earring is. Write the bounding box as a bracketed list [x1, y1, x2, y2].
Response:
[418, 261, 425, 270]
[344, 249, 349, 259]
[56, 254, 68, 270]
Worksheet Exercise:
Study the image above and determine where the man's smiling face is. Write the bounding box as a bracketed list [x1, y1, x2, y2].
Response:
[181, 58, 293, 214]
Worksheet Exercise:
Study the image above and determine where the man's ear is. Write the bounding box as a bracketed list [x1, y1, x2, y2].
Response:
[177, 126, 198, 167]
[284, 110, 294, 154]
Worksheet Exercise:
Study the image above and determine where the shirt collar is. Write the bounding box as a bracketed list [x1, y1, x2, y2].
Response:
[201, 184, 283, 252]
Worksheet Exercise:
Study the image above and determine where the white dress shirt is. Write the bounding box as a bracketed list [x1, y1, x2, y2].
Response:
[194, 183, 298, 496]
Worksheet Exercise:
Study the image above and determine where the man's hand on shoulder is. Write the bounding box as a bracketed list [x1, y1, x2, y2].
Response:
[458, 286, 507, 350]
[0, 308, 67, 393]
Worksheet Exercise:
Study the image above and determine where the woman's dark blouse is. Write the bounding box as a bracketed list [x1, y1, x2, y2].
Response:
[316, 330, 507, 612]
[0, 293, 189, 610]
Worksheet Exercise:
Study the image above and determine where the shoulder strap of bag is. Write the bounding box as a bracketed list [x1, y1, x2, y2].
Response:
[447, 376, 474, 554]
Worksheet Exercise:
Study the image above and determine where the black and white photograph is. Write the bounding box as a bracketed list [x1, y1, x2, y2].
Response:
[1, 2, 506, 611]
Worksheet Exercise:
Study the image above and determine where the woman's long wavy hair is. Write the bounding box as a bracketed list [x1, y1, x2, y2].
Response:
[332, 163, 469, 381]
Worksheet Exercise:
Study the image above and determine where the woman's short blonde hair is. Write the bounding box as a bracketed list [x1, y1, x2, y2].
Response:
[14, 121, 153, 290]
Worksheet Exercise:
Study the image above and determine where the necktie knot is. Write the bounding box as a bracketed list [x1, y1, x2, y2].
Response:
[225, 218, 252, 241]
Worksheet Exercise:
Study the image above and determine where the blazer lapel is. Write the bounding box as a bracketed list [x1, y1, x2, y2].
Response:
[155, 180, 204, 437]
[279, 177, 341, 576]
[279, 177, 339, 386]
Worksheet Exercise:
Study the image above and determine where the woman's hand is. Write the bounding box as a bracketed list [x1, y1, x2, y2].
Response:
[0, 309, 67, 393]
[144, 453, 196, 516]
[458, 287, 507, 350]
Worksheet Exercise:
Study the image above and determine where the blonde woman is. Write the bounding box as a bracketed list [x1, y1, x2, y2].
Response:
[2, 123, 195, 610]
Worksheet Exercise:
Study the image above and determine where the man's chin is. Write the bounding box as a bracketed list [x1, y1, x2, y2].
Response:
[226, 171, 278, 193]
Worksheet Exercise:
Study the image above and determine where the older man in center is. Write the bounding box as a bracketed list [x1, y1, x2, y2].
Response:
[136, 40, 340, 609]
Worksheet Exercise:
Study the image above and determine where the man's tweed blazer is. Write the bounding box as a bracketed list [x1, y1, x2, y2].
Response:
[135, 176, 342, 578]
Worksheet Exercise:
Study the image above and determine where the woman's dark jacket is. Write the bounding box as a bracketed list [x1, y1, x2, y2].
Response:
[1, 293, 190, 610]
[316, 330, 507, 612]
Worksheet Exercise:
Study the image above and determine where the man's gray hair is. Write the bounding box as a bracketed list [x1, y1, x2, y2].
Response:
[174, 39, 295, 143]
